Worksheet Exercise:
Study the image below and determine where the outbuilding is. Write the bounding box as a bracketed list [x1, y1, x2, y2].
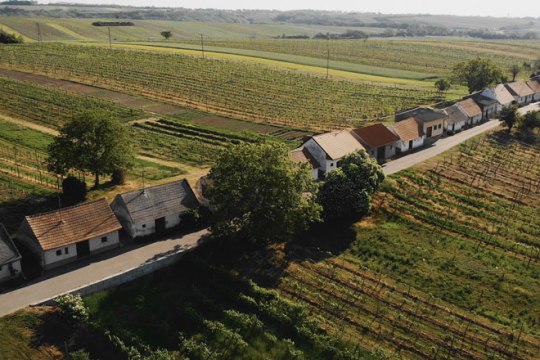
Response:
[457, 98, 483, 127]
[0, 224, 22, 283]
[395, 107, 446, 144]
[505, 81, 534, 106]
[351, 123, 399, 162]
[443, 104, 467, 134]
[291, 147, 320, 180]
[464, 89, 499, 120]
[17, 199, 122, 270]
[526, 79, 540, 102]
[111, 179, 200, 239]
[492, 84, 516, 111]
[388, 117, 425, 153]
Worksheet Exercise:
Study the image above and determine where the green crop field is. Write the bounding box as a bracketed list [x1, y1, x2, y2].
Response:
[0, 44, 437, 130]
[241, 131, 539, 359]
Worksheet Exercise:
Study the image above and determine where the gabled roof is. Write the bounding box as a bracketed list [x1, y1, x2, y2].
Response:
[505, 81, 534, 97]
[389, 117, 424, 142]
[0, 224, 21, 265]
[396, 107, 446, 123]
[310, 130, 365, 160]
[352, 123, 399, 149]
[457, 98, 482, 117]
[291, 147, 319, 169]
[526, 79, 540, 94]
[115, 179, 199, 224]
[24, 199, 121, 251]
[443, 104, 468, 125]
[464, 89, 498, 107]
[492, 84, 515, 106]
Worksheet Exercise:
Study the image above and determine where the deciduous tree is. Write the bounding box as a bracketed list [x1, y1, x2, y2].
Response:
[500, 104, 520, 133]
[318, 150, 385, 220]
[206, 142, 321, 243]
[452, 58, 503, 93]
[434, 78, 451, 98]
[47, 109, 134, 188]
[161, 31, 173, 40]
[510, 64, 521, 82]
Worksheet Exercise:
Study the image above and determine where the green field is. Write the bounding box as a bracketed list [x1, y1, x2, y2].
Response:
[0, 44, 437, 129]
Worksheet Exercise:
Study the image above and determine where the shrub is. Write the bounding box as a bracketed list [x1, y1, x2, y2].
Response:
[62, 176, 87, 205]
[55, 293, 89, 325]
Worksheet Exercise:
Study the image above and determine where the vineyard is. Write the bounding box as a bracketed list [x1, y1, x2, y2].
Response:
[0, 76, 143, 128]
[176, 38, 540, 78]
[83, 255, 372, 360]
[243, 131, 540, 359]
[0, 44, 436, 130]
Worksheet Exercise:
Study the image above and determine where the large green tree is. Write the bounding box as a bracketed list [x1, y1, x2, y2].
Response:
[318, 150, 385, 220]
[47, 109, 134, 188]
[452, 58, 503, 93]
[500, 104, 520, 133]
[206, 142, 321, 243]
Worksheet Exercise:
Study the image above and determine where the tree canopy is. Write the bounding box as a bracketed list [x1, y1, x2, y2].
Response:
[434, 78, 451, 98]
[47, 109, 134, 188]
[317, 150, 385, 220]
[500, 104, 520, 133]
[160, 31, 172, 40]
[206, 142, 321, 243]
[452, 58, 503, 93]
[0, 29, 23, 44]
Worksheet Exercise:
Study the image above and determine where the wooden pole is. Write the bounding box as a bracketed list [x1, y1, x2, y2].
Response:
[108, 26, 112, 50]
[326, 49, 330, 79]
[200, 34, 205, 59]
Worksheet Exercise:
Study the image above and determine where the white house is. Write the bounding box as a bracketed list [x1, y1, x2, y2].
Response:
[388, 117, 425, 153]
[457, 98, 483, 127]
[291, 147, 320, 180]
[526, 79, 540, 102]
[17, 199, 122, 270]
[505, 81, 534, 106]
[464, 89, 499, 120]
[492, 84, 516, 111]
[351, 123, 399, 162]
[443, 104, 467, 134]
[0, 223, 22, 283]
[302, 130, 365, 177]
[111, 179, 200, 239]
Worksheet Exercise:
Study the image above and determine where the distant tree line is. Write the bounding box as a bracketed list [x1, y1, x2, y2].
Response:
[91, 21, 134, 27]
[0, 29, 23, 43]
[0, 0, 36, 5]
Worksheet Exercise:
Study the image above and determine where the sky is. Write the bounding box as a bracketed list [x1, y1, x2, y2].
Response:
[40, 1, 540, 18]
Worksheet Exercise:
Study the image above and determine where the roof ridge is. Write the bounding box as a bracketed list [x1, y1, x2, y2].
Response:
[25, 198, 109, 220]
[119, 178, 188, 197]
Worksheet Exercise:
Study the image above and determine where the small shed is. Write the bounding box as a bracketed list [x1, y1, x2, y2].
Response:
[396, 107, 446, 143]
[302, 130, 365, 177]
[0, 223, 22, 283]
[388, 117, 425, 153]
[291, 147, 320, 180]
[492, 84, 516, 111]
[351, 123, 399, 162]
[457, 98, 483, 126]
[443, 104, 467, 134]
[464, 89, 499, 120]
[111, 179, 200, 239]
[17, 199, 122, 270]
[505, 81, 534, 106]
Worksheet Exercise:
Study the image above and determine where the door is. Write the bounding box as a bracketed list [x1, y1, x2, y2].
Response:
[408, 140, 413, 150]
[76, 240, 90, 258]
[155, 217, 166, 233]
[452, 124, 455, 132]
[376, 146, 386, 161]
[426, 126, 432, 137]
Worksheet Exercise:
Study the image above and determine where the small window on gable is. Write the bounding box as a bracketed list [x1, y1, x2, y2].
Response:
[142, 224, 146, 228]
[0, 265, 3, 272]
[65, 247, 69, 254]
[56, 249, 62, 256]
[101, 236, 108, 243]
[330, 162, 334, 167]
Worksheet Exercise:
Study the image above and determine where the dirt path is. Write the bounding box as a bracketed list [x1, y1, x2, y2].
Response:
[0, 113, 59, 136]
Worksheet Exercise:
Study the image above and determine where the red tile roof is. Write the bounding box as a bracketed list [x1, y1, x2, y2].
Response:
[291, 147, 319, 169]
[505, 81, 534, 97]
[389, 118, 423, 142]
[457, 98, 482, 117]
[352, 123, 399, 149]
[527, 79, 540, 94]
[24, 199, 121, 251]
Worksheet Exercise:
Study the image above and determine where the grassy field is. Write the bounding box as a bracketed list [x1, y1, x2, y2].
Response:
[0, 44, 437, 130]
[231, 130, 540, 359]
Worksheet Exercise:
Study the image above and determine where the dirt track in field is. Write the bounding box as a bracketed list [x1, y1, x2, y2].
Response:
[0, 68, 186, 116]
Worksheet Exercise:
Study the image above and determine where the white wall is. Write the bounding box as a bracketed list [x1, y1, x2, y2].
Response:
[111, 198, 136, 238]
[134, 219, 156, 238]
[424, 121, 444, 138]
[445, 121, 465, 133]
[89, 231, 120, 252]
[311, 168, 319, 181]
[44, 244, 77, 268]
[470, 114, 482, 125]
[303, 139, 326, 172]
[165, 213, 181, 229]
[0, 260, 21, 282]
[396, 137, 424, 153]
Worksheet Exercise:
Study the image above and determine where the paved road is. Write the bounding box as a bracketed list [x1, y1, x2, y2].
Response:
[383, 119, 501, 175]
[0, 229, 208, 317]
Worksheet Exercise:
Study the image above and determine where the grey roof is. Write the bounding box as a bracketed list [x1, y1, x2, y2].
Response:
[444, 104, 468, 125]
[115, 180, 199, 224]
[396, 107, 446, 123]
[464, 89, 498, 107]
[0, 224, 21, 265]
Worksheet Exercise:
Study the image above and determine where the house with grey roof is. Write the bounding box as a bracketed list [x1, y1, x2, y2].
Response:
[111, 179, 200, 239]
[395, 107, 446, 144]
[464, 89, 499, 120]
[443, 104, 467, 134]
[0, 224, 22, 283]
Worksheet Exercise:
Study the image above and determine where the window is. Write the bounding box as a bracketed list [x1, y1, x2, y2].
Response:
[101, 236, 108, 243]
[56, 249, 62, 256]
[142, 224, 146, 228]
[0, 265, 2, 272]
[64, 247, 69, 254]
[336, 160, 342, 167]
[330, 162, 334, 167]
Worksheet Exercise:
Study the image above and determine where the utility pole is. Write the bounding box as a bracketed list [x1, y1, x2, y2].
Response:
[326, 49, 330, 79]
[200, 34, 205, 59]
[108, 26, 112, 50]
